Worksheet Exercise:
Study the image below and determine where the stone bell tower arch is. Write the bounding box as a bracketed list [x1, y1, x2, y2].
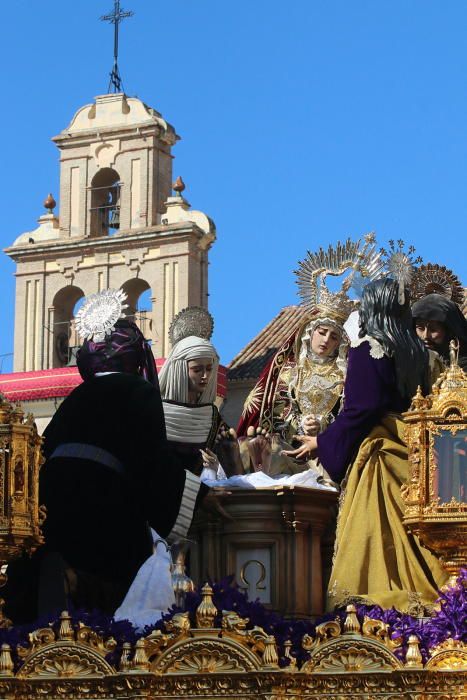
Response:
[5, 93, 216, 372]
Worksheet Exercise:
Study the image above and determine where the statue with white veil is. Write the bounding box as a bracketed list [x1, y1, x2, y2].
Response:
[159, 307, 243, 478]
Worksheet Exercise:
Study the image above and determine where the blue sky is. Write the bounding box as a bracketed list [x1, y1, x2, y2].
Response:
[1, 0, 466, 371]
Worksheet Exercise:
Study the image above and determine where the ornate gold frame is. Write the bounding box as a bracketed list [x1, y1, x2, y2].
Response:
[0, 396, 43, 584]
[403, 356, 467, 584]
[0, 589, 463, 699]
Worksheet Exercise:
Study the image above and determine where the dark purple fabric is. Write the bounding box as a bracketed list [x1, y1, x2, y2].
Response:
[317, 341, 408, 482]
[76, 319, 158, 387]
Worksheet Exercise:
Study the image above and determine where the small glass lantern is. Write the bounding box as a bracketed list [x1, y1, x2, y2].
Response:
[170, 540, 195, 609]
[403, 342, 467, 586]
[0, 395, 44, 587]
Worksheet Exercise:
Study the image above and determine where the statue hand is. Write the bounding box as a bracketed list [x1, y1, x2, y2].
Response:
[302, 415, 320, 436]
[200, 447, 220, 470]
[282, 434, 318, 460]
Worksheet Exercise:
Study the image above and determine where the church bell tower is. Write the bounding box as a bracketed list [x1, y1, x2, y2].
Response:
[5, 92, 216, 372]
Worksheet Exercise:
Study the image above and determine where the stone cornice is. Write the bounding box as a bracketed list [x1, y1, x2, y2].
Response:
[4, 223, 207, 262]
[52, 123, 178, 148]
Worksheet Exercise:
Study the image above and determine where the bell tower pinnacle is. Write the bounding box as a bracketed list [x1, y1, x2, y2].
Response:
[5, 94, 216, 372]
[100, 1, 134, 94]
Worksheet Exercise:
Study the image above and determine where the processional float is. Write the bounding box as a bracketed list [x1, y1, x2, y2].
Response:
[0, 247, 465, 698]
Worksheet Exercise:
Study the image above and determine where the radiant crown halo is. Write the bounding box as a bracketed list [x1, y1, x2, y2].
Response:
[74, 289, 129, 343]
[410, 263, 465, 307]
[379, 240, 423, 304]
[294, 234, 385, 325]
[169, 306, 214, 346]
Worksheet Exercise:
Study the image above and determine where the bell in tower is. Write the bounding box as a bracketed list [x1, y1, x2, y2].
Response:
[89, 168, 121, 235]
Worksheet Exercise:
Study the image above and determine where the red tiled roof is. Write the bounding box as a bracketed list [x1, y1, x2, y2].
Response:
[228, 305, 308, 381]
[0, 362, 227, 402]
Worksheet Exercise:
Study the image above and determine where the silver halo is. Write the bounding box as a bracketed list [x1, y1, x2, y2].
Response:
[74, 289, 129, 343]
[169, 307, 214, 346]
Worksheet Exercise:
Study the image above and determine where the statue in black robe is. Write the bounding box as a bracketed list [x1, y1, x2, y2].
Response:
[5, 296, 207, 623]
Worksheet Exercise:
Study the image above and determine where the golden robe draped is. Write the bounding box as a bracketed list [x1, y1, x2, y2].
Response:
[326, 415, 448, 612]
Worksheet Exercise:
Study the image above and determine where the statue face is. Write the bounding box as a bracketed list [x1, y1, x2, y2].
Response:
[414, 319, 447, 351]
[310, 325, 341, 358]
[187, 358, 214, 396]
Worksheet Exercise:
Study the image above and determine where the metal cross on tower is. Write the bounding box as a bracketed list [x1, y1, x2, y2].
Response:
[100, 1, 134, 94]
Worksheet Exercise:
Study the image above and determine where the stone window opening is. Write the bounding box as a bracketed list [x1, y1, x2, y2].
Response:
[51, 286, 85, 368]
[120, 280, 153, 339]
[88, 168, 122, 237]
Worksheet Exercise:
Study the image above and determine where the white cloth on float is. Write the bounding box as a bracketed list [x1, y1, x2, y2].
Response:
[201, 469, 338, 491]
[114, 529, 175, 630]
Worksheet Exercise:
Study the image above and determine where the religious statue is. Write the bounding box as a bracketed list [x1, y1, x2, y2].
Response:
[283, 245, 449, 612]
[158, 306, 243, 479]
[410, 263, 467, 372]
[237, 236, 382, 478]
[5, 289, 210, 624]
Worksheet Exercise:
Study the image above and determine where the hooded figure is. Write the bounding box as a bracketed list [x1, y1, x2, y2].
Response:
[158, 334, 231, 477]
[114, 322, 241, 628]
[412, 293, 467, 371]
[159, 335, 219, 404]
[5, 298, 207, 624]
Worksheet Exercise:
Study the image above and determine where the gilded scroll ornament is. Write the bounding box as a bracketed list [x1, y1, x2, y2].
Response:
[17, 611, 116, 679]
[0, 578, 464, 696]
[306, 644, 400, 673]
[153, 638, 260, 674]
[301, 611, 403, 674]
[427, 639, 467, 671]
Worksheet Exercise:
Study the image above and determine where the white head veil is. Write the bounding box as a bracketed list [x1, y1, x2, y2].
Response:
[158, 335, 219, 404]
